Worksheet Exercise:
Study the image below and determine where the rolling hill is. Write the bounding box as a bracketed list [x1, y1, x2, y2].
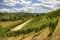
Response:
[0, 9, 60, 40]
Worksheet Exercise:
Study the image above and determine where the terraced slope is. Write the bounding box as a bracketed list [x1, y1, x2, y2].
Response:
[7, 28, 49, 40]
[21, 19, 60, 40]
[46, 18, 60, 40]
[1, 9, 60, 40]
[21, 27, 49, 40]
[6, 16, 59, 40]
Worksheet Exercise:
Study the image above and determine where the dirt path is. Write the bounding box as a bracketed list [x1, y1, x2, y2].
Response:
[50, 18, 60, 40]
[53, 18, 60, 35]
[45, 18, 60, 40]
[11, 19, 32, 31]
[23, 28, 48, 40]
[32, 28, 49, 40]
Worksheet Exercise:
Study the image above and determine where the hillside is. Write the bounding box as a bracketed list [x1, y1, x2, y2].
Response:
[47, 9, 60, 17]
[0, 9, 60, 40]
[0, 13, 36, 21]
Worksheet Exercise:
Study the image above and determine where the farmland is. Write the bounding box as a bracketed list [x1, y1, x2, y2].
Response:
[0, 9, 60, 40]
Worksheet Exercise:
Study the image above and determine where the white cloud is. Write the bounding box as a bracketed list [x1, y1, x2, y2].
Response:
[32, 3, 54, 9]
[32, 3, 42, 7]
[0, 8, 17, 13]
[0, 2, 16, 6]
[22, 7, 34, 12]
[2, 0, 20, 6]
[2, 0, 32, 6]
[3, 0, 19, 3]
[38, 0, 60, 9]
[55, 1, 60, 9]
[42, 4, 54, 8]
[6, 2, 16, 6]
[3, 0, 10, 2]
[0, 8, 10, 12]
[38, 0, 56, 4]
[0, 0, 60, 13]
[13, 7, 34, 12]
[20, 1, 32, 6]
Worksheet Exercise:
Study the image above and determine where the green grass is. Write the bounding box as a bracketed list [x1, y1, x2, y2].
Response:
[0, 9, 60, 40]
[0, 15, 59, 37]
[0, 18, 31, 37]
[5, 14, 59, 37]
[4, 15, 52, 36]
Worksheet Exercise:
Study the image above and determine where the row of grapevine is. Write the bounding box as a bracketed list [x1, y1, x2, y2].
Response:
[0, 14, 59, 38]
[4, 15, 50, 37]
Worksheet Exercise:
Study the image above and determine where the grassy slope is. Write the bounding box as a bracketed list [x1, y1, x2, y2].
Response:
[17, 9, 60, 40]
[11, 19, 32, 31]
[48, 18, 60, 40]
[3, 15, 48, 40]
[6, 15, 49, 40]
[0, 20, 22, 28]
[0, 9, 60, 40]
[21, 16, 60, 40]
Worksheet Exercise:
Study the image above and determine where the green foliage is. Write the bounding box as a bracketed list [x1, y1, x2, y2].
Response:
[47, 9, 60, 17]
[0, 13, 35, 21]
[0, 9, 60, 38]
[5, 15, 50, 36]
[48, 18, 59, 36]
[0, 26, 5, 37]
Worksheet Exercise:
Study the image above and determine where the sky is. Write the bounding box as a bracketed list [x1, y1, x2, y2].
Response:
[0, 0, 60, 13]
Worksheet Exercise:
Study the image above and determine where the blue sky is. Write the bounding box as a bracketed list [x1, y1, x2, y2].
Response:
[0, 0, 60, 13]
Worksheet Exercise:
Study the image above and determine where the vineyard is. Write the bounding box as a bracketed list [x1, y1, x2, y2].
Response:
[0, 9, 60, 40]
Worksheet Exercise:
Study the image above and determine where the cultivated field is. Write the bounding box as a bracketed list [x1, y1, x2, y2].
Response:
[0, 9, 60, 40]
